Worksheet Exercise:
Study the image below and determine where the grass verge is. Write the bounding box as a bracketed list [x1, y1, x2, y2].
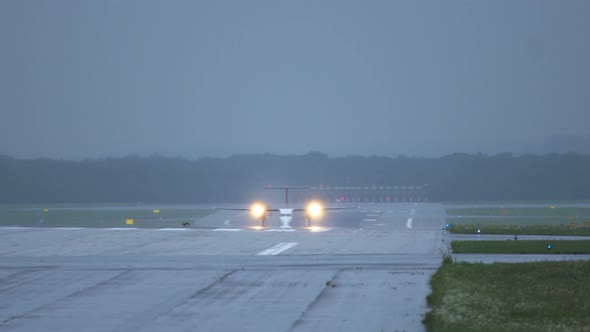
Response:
[446, 207, 590, 217]
[0, 208, 214, 228]
[449, 224, 590, 236]
[451, 240, 590, 254]
[444, 200, 590, 205]
[424, 258, 590, 332]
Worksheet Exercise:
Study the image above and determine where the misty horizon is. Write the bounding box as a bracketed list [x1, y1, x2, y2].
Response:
[3, 132, 590, 161]
[2, 1, 589, 160]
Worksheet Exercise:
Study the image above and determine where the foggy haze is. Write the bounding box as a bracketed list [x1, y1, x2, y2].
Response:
[1, 0, 589, 159]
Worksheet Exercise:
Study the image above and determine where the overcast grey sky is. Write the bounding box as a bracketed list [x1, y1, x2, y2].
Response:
[1, 0, 589, 159]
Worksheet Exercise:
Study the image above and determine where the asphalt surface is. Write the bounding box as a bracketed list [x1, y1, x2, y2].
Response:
[0, 202, 446, 332]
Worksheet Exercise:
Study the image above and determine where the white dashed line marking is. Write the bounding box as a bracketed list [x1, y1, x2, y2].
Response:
[212, 228, 243, 232]
[366, 214, 379, 217]
[406, 218, 413, 229]
[256, 242, 298, 255]
[362, 219, 377, 222]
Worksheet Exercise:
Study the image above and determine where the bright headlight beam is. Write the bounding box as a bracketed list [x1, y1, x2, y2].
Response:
[251, 203, 266, 218]
[307, 202, 322, 218]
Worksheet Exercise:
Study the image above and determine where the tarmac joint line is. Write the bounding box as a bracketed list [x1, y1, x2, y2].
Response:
[288, 270, 343, 331]
[189, 269, 238, 299]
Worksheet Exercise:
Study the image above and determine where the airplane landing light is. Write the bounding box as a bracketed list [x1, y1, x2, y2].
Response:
[307, 202, 323, 218]
[251, 203, 266, 218]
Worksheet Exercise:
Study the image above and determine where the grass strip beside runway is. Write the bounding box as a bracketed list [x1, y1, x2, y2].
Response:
[0, 208, 213, 228]
[449, 224, 590, 236]
[446, 207, 590, 217]
[424, 258, 590, 332]
[451, 240, 590, 254]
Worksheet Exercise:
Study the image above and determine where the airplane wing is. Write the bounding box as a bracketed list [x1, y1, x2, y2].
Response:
[292, 206, 359, 212]
[214, 207, 281, 212]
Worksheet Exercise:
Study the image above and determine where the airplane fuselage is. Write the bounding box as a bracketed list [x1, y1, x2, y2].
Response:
[278, 208, 293, 228]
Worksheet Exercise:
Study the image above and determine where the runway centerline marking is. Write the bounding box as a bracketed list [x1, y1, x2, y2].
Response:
[406, 218, 413, 229]
[366, 214, 379, 217]
[256, 242, 298, 255]
[212, 228, 243, 232]
[362, 219, 377, 222]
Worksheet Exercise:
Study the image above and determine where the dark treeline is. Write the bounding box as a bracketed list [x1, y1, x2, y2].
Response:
[1, 152, 589, 203]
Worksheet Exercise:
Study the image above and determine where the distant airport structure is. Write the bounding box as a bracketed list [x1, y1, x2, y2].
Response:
[282, 184, 430, 203]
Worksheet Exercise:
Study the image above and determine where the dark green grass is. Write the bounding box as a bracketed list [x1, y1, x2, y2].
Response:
[448, 216, 590, 226]
[451, 240, 590, 254]
[0, 208, 213, 228]
[424, 258, 590, 332]
[449, 224, 590, 236]
[447, 214, 590, 236]
[446, 207, 590, 217]
[444, 200, 590, 205]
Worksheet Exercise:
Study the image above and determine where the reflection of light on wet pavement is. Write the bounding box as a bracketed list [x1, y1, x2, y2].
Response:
[249, 226, 264, 230]
[307, 226, 331, 232]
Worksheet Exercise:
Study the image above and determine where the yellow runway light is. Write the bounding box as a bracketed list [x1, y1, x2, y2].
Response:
[153, 209, 160, 214]
[126, 219, 134, 225]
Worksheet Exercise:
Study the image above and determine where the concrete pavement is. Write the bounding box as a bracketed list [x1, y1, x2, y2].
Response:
[0, 202, 445, 332]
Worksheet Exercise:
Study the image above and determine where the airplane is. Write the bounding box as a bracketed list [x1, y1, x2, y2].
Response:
[216, 186, 358, 228]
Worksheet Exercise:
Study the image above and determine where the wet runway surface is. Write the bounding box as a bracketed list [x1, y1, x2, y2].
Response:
[0, 203, 446, 332]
